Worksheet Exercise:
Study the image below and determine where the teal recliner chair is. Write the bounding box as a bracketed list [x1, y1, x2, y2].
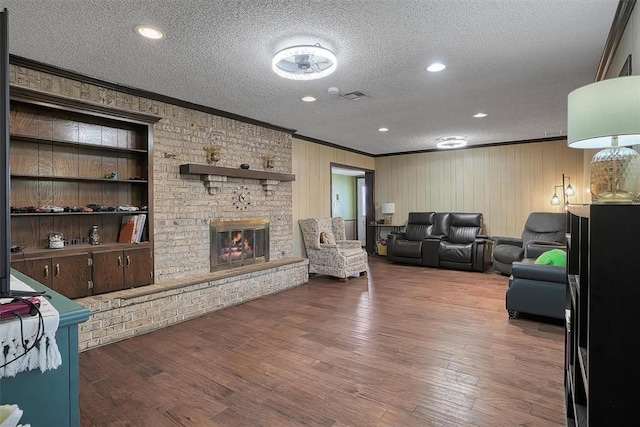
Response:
[506, 258, 566, 319]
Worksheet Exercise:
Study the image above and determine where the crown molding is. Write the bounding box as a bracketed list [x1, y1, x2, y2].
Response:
[595, 0, 637, 81]
[10, 55, 297, 135]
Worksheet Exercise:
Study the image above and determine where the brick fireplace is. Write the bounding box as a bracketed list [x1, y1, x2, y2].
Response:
[210, 219, 269, 271]
[11, 64, 309, 352]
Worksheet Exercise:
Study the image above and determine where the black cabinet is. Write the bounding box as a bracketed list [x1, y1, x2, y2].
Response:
[565, 205, 640, 425]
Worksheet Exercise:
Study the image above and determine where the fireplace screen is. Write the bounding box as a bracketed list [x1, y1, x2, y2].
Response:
[210, 219, 269, 271]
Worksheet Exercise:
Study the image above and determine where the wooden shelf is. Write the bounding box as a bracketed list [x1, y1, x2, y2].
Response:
[180, 163, 294, 195]
[179, 163, 295, 182]
[10, 134, 148, 154]
[11, 210, 148, 217]
[9, 86, 157, 299]
[11, 241, 151, 258]
[11, 174, 147, 183]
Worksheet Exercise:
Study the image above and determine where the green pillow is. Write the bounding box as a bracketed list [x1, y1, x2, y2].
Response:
[535, 249, 567, 267]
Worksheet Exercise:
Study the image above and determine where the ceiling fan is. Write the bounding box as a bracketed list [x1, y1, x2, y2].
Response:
[271, 44, 337, 80]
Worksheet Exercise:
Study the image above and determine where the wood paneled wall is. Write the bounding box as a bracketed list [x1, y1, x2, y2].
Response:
[292, 138, 375, 257]
[374, 139, 586, 238]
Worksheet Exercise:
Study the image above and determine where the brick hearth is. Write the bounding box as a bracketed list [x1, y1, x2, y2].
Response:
[76, 258, 308, 350]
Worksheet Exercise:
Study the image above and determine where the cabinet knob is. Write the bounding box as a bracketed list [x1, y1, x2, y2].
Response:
[118, 256, 122, 268]
[44, 264, 49, 278]
[55, 263, 60, 277]
[126, 255, 131, 267]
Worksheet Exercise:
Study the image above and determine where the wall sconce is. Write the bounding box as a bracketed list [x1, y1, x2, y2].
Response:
[567, 75, 640, 203]
[381, 202, 396, 224]
[263, 155, 275, 169]
[205, 146, 221, 164]
[550, 174, 575, 209]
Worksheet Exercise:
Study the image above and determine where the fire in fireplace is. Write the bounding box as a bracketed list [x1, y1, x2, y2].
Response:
[210, 219, 269, 271]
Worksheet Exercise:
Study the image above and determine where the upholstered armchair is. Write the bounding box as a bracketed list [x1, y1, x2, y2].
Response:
[492, 212, 566, 275]
[298, 217, 368, 280]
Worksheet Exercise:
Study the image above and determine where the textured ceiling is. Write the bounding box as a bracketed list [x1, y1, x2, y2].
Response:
[4, 0, 619, 155]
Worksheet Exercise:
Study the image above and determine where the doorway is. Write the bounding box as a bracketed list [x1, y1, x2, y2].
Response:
[330, 164, 374, 251]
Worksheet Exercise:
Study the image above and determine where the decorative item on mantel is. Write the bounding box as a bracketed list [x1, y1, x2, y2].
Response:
[263, 155, 275, 169]
[240, 163, 250, 170]
[567, 75, 640, 203]
[205, 145, 221, 164]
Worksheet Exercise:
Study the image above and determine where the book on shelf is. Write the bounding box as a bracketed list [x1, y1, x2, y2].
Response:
[118, 215, 137, 243]
[134, 214, 146, 243]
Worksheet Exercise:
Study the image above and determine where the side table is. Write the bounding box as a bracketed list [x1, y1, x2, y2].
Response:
[368, 223, 405, 255]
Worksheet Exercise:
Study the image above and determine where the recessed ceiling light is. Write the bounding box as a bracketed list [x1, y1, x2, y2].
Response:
[301, 96, 316, 102]
[136, 25, 164, 39]
[436, 136, 467, 149]
[427, 62, 446, 72]
[473, 113, 488, 118]
[378, 127, 389, 132]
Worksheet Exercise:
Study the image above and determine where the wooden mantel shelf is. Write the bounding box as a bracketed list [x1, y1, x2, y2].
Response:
[179, 163, 295, 195]
[179, 164, 295, 181]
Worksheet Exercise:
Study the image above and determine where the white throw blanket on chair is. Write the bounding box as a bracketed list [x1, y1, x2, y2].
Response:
[0, 275, 61, 378]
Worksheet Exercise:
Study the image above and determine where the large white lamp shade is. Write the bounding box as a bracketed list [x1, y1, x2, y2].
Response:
[567, 75, 640, 203]
[568, 76, 640, 149]
[381, 203, 395, 224]
[380, 203, 395, 214]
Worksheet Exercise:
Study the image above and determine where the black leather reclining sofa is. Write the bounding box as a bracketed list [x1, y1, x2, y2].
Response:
[386, 212, 493, 272]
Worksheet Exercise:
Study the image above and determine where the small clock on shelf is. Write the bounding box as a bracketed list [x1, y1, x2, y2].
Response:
[233, 186, 251, 210]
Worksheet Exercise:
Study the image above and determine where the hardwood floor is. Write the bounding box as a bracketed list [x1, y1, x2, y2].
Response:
[79, 257, 565, 426]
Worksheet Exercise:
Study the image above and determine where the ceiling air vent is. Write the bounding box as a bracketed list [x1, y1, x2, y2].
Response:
[341, 91, 367, 101]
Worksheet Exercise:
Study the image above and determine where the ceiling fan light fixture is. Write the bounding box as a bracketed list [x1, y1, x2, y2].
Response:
[272, 44, 337, 80]
[436, 136, 467, 149]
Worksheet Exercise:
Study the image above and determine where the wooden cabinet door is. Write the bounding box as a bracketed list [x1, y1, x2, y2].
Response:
[51, 253, 90, 299]
[124, 247, 153, 288]
[11, 258, 52, 286]
[92, 249, 125, 295]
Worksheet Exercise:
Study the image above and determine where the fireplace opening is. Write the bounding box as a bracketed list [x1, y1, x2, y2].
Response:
[210, 219, 269, 271]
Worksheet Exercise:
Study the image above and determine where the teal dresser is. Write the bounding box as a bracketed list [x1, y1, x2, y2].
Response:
[0, 269, 91, 427]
